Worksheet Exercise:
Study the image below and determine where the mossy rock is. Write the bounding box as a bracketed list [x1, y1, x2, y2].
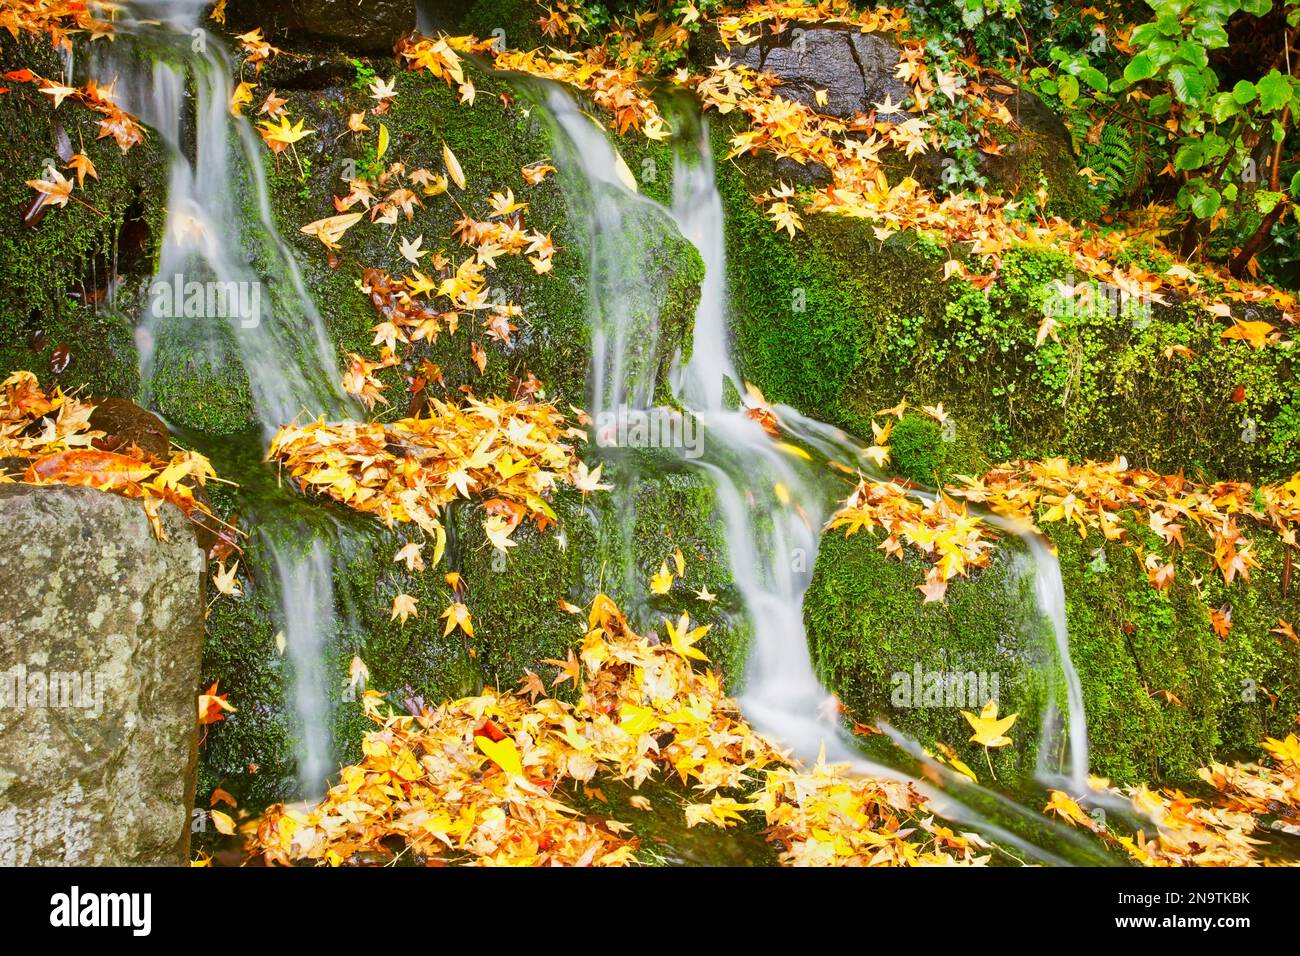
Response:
[232, 59, 701, 431]
[805, 521, 1300, 786]
[197, 441, 746, 809]
[714, 119, 1300, 481]
[0, 33, 166, 401]
[806, 529, 1056, 782]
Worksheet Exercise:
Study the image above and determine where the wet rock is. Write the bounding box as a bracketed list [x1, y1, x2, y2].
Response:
[224, 0, 417, 54]
[0, 485, 206, 865]
[693, 23, 913, 122]
[88, 397, 172, 461]
[696, 22, 1088, 216]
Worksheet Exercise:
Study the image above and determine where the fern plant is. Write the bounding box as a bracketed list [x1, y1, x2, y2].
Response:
[1080, 120, 1152, 206]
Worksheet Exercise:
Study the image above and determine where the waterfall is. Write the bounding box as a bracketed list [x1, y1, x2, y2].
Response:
[102, 2, 347, 797]
[543, 87, 1098, 860]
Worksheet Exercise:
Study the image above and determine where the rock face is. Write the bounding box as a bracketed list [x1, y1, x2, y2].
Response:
[225, 0, 417, 53]
[0, 486, 205, 865]
[695, 23, 1090, 214]
[696, 24, 912, 122]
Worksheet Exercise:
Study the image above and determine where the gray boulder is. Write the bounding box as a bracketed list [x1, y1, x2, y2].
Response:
[695, 23, 912, 122]
[0, 485, 205, 865]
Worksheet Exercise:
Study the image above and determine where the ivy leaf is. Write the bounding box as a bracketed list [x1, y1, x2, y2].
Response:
[1232, 79, 1258, 104]
[1257, 69, 1292, 111]
[1123, 52, 1156, 83]
[1168, 63, 1208, 105]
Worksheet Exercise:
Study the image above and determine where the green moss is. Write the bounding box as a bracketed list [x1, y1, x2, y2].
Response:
[194, 430, 480, 810]
[805, 518, 1300, 786]
[806, 529, 1052, 782]
[890, 413, 948, 485]
[460, 0, 548, 50]
[0, 34, 165, 400]
[251, 63, 698, 415]
[718, 120, 1299, 480]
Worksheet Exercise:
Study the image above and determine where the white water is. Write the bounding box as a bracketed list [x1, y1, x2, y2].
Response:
[542, 89, 1095, 857]
[105, 2, 346, 797]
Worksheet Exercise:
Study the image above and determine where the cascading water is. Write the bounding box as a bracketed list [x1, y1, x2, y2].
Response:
[97, 1, 349, 797]
[543, 87, 1101, 860]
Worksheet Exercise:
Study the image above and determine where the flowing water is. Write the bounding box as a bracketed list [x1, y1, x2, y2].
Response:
[541, 89, 1103, 861]
[102, 1, 348, 797]
[97, 4, 1099, 840]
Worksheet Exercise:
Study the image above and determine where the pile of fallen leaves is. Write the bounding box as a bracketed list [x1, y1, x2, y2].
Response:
[0, 0, 114, 48]
[827, 480, 997, 604]
[268, 394, 607, 564]
[823, 406, 1300, 602]
[245, 594, 985, 866]
[954, 456, 1300, 593]
[1046, 732, 1300, 866]
[0, 371, 216, 539]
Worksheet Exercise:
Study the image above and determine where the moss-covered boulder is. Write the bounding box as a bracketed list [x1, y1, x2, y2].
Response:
[231, 59, 701, 431]
[197, 438, 745, 809]
[714, 121, 1300, 481]
[805, 522, 1300, 785]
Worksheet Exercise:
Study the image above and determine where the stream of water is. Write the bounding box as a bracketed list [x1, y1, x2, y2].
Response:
[542, 91, 1100, 861]
[105, 1, 349, 798]
[103, 3, 1099, 849]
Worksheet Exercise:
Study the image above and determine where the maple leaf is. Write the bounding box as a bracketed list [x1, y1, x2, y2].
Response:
[393, 541, 424, 572]
[441, 601, 474, 637]
[650, 561, 673, 595]
[25, 168, 73, 210]
[1271, 619, 1298, 643]
[1220, 320, 1277, 349]
[212, 559, 242, 597]
[542, 648, 581, 688]
[39, 81, 77, 108]
[517, 670, 546, 702]
[1044, 790, 1093, 828]
[1263, 733, 1300, 767]
[962, 700, 1017, 749]
[257, 114, 314, 155]
[348, 655, 369, 693]
[300, 212, 364, 250]
[198, 680, 236, 725]
[391, 592, 418, 625]
[369, 76, 398, 101]
[665, 612, 710, 661]
[259, 90, 288, 117]
[522, 162, 557, 185]
[1210, 605, 1233, 639]
[399, 234, 426, 264]
[229, 80, 255, 115]
[66, 153, 97, 187]
[572, 460, 610, 494]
